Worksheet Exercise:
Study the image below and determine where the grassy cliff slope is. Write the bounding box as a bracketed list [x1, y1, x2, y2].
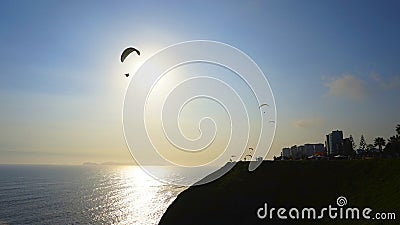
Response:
[159, 160, 400, 225]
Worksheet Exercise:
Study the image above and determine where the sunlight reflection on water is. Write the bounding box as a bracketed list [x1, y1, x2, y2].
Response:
[0, 165, 187, 225]
[81, 166, 188, 225]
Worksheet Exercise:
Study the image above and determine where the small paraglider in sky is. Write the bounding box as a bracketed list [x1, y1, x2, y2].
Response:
[244, 154, 253, 161]
[121, 47, 140, 63]
[248, 147, 254, 153]
[120, 47, 141, 77]
[259, 103, 270, 114]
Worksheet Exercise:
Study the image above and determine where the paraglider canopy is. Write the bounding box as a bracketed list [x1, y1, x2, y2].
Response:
[258, 103, 270, 108]
[244, 154, 253, 161]
[121, 47, 140, 63]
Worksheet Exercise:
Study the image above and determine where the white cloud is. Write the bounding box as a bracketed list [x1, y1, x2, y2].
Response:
[324, 74, 367, 100]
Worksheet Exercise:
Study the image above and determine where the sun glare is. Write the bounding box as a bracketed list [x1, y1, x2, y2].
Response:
[119, 166, 163, 224]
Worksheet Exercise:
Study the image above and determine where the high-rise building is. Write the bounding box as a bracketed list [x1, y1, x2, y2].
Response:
[325, 135, 330, 155]
[326, 130, 343, 155]
[281, 143, 326, 159]
[342, 138, 354, 155]
[290, 145, 299, 159]
[298, 145, 305, 158]
[314, 143, 325, 155]
[304, 144, 315, 156]
[282, 148, 291, 158]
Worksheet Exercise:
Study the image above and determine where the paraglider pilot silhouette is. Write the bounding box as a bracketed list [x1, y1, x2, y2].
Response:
[120, 47, 140, 77]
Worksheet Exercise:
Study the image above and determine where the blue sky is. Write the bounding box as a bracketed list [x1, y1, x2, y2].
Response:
[0, 0, 399, 164]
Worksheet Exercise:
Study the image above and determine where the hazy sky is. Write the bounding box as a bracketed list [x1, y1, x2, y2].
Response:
[1, 0, 399, 164]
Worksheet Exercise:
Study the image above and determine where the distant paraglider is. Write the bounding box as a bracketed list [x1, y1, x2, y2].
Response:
[120, 47, 141, 78]
[259, 103, 270, 114]
[258, 103, 269, 108]
[248, 147, 254, 153]
[121, 47, 140, 63]
[242, 148, 254, 161]
[244, 154, 252, 161]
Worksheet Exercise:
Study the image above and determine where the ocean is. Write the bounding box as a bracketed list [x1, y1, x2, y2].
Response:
[0, 165, 187, 225]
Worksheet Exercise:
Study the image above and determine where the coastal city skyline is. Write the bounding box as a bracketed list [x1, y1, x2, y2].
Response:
[281, 129, 361, 159]
[280, 123, 400, 160]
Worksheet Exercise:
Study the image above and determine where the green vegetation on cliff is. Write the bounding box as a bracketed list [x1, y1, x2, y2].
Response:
[160, 160, 400, 225]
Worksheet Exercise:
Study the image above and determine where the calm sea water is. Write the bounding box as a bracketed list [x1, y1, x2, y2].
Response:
[0, 165, 188, 225]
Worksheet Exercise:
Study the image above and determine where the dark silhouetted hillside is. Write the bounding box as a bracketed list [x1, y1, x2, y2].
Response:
[160, 160, 400, 225]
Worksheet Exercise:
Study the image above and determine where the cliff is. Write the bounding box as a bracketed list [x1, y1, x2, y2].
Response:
[159, 160, 400, 225]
